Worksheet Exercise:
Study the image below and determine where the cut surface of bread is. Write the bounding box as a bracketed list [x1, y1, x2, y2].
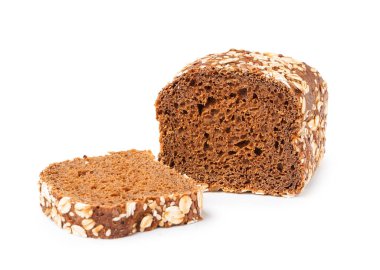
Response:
[39, 150, 203, 239]
[156, 49, 328, 196]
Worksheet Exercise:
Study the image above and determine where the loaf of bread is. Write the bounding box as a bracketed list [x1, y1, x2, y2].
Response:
[156, 49, 328, 196]
[38, 150, 203, 238]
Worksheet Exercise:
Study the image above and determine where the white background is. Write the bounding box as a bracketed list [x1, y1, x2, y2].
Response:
[0, 0, 379, 269]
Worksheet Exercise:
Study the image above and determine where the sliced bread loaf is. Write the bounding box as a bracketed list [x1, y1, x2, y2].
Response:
[38, 150, 203, 239]
[156, 49, 328, 196]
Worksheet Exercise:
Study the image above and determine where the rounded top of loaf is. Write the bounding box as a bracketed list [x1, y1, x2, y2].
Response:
[174, 49, 326, 96]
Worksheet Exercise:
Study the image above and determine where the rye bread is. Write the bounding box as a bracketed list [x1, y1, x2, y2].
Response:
[156, 49, 328, 196]
[38, 150, 203, 239]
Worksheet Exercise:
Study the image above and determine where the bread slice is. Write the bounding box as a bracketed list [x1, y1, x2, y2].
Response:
[156, 49, 328, 196]
[38, 150, 203, 239]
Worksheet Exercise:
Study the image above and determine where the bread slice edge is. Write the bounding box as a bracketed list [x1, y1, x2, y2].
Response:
[38, 179, 204, 239]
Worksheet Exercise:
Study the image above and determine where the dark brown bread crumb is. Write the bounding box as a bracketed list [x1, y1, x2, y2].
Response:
[39, 150, 203, 238]
[156, 49, 328, 196]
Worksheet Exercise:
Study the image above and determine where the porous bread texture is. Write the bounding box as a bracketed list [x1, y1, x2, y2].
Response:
[39, 150, 203, 239]
[156, 49, 328, 196]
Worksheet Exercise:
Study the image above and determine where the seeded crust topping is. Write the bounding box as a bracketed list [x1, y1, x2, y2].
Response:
[156, 49, 328, 196]
[39, 150, 204, 239]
